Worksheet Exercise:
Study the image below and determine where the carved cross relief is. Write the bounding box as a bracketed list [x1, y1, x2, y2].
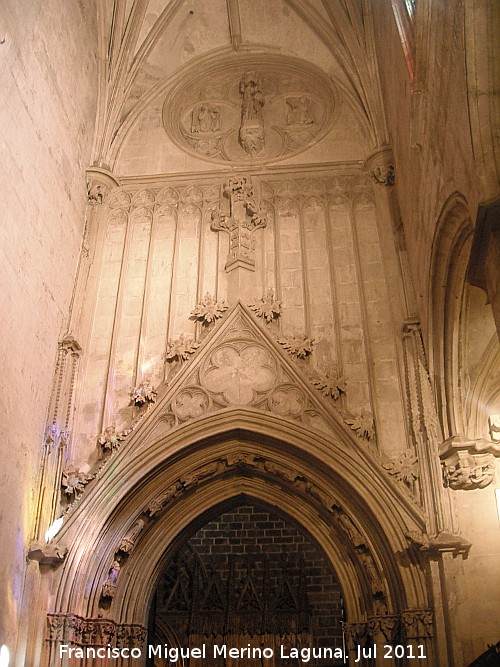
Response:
[211, 176, 267, 280]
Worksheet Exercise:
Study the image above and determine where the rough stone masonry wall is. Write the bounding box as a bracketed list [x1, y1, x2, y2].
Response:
[160, 504, 344, 654]
[0, 0, 98, 651]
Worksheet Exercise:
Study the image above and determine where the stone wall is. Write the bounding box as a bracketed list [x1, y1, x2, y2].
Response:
[371, 3, 500, 661]
[0, 0, 97, 651]
[72, 171, 408, 467]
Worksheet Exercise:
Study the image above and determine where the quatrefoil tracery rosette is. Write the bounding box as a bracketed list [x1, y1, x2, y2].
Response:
[171, 386, 211, 421]
[201, 344, 278, 406]
[268, 384, 307, 419]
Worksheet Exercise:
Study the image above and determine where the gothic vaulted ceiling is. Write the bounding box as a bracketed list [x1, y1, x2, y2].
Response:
[93, 0, 388, 173]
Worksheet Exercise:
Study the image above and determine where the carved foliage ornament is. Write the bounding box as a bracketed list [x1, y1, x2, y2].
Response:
[278, 335, 314, 359]
[165, 334, 199, 363]
[191, 292, 228, 325]
[312, 372, 347, 400]
[131, 380, 157, 407]
[345, 410, 376, 441]
[98, 425, 129, 452]
[382, 449, 420, 495]
[248, 288, 282, 323]
[61, 464, 94, 498]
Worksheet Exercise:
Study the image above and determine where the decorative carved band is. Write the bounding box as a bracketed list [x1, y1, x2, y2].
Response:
[46, 613, 146, 649]
[344, 608, 433, 647]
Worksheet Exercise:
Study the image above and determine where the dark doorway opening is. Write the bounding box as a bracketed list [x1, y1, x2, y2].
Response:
[148, 498, 346, 667]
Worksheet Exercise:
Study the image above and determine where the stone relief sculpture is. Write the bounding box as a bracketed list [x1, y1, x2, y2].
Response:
[442, 451, 495, 490]
[163, 54, 334, 164]
[191, 104, 221, 133]
[239, 70, 265, 156]
[101, 559, 121, 599]
[286, 96, 314, 126]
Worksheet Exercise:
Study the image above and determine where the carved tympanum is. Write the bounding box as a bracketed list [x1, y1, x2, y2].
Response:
[163, 55, 334, 165]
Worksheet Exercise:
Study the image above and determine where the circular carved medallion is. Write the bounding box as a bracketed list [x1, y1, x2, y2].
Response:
[163, 54, 337, 166]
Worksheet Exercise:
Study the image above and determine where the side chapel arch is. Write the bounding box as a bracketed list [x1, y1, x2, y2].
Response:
[45, 410, 434, 666]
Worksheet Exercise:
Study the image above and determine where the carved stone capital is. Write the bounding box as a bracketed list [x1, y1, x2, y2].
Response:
[364, 145, 395, 186]
[401, 608, 434, 639]
[367, 614, 401, 642]
[28, 542, 68, 566]
[442, 450, 495, 490]
[46, 613, 146, 648]
[343, 620, 370, 648]
[440, 436, 498, 490]
[86, 167, 120, 205]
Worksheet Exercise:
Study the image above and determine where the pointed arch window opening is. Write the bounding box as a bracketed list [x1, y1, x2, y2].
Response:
[391, 0, 416, 80]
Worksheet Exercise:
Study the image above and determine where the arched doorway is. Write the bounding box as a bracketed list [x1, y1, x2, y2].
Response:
[39, 418, 435, 667]
[148, 496, 346, 667]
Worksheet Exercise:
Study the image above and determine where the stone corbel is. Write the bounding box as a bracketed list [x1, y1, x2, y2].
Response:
[405, 530, 472, 559]
[363, 145, 395, 186]
[439, 435, 499, 490]
[28, 542, 68, 566]
[86, 167, 120, 206]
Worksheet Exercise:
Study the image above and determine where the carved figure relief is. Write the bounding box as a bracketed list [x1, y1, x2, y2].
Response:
[239, 70, 265, 156]
[163, 55, 335, 165]
[442, 451, 495, 490]
[101, 559, 121, 599]
[191, 104, 221, 133]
